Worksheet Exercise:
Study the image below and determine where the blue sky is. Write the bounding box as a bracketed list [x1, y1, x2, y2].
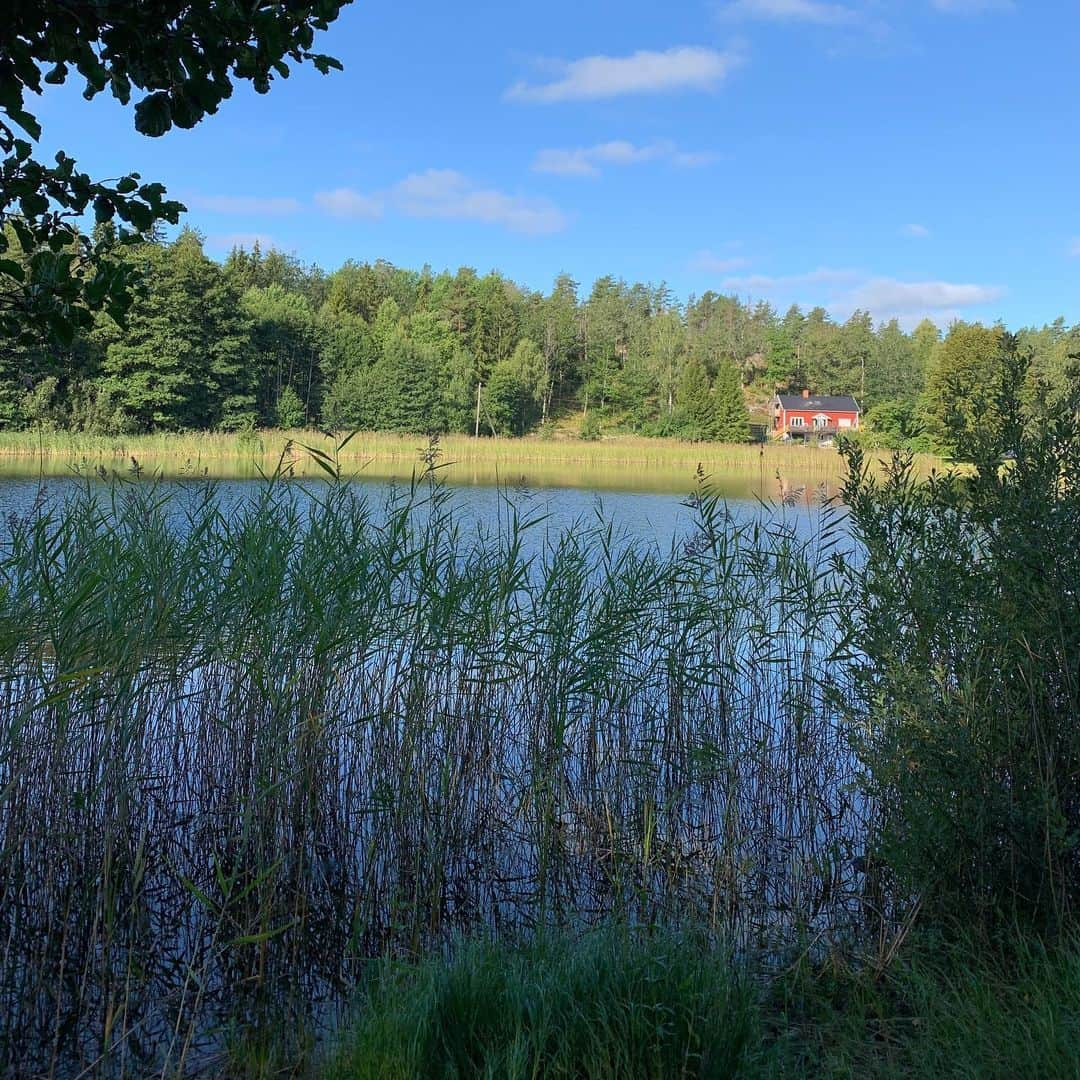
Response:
[34, 0, 1080, 328]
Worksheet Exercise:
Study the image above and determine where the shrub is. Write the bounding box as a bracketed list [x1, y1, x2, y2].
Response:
[579, 410, 602, 440]
[839, 343, 1080, 936]
[274, 384, 307, 429]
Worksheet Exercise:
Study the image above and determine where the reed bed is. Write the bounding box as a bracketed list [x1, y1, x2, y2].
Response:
[0, 428, 933, 490]
[0, 461, 864, 1075]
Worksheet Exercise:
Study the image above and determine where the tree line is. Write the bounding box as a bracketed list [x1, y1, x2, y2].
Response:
[2, 226, 1077, 456]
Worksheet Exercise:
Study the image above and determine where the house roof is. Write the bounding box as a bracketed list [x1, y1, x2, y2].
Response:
[776, 394, 861, 413]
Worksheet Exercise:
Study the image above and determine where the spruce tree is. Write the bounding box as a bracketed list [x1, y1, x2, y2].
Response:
[675, 357, 717, 441]
[712, 357, 750, 442]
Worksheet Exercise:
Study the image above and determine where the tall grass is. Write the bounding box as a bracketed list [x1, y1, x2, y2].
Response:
[320, 925, 1080, 1079]
[323, 926, 763, 1080]
[0, 427, 934, 492]
[0, 456, 862, 1073]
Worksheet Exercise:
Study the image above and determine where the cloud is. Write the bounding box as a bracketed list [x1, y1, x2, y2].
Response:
[845, 278, 1005, 314]
[718, 0, 859, 23]
[723, 267, 861, 291]
[931, 0, 1014, 13]
[316, 172, 567, 235]
[184, 194, 301, 215]
[392, 170, 567, 233]
[903, 223, 931, 238]
[689, 250, 752, 274]
[204, 232, 276, 252]
[533, 140, 714, 177]
[506, 46, 741, 103]
[314, 188, 385, 219]
[721, 266, 1004, 326]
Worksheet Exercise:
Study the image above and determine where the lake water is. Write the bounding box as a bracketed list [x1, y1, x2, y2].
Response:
[0, 467, 832, 554]
[0, 466, 855, 1075]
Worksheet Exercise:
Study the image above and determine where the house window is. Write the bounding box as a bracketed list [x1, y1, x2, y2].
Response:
[813, 414, 829, 429]
[789, 416, 804, 428]
[838, 418, 851, 428]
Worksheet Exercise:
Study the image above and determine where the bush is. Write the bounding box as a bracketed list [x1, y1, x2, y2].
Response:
[274, 384, 306, 429]
[579, 410, 602, 441]
[839, 345, 1080, 936]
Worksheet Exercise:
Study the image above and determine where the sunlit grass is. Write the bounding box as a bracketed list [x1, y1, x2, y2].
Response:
[0, 427, 939, 493]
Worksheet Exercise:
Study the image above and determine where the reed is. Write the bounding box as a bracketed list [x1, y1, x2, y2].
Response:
[0, 427, 937, 491]
[0, 457, 862, 1074]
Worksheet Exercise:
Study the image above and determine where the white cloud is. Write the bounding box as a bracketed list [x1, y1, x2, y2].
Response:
[314, 188, 385, 219]
[506, 46, 742, 104]
[185, 194, 301, 215]
[903, 223, 931, 238]
[204, 232, 276, 251]
[721, 266, 1004, 326]
[718, 0, 859, 23]
[845, 278, 1004, 314]
[723, 267, 861, 291]
[315, 172, 567, 235]
[689, 250, 752, 274]
[533, 140, 714, 177]
[392, 170, 567, 233]
[931, 0, 1014, 13]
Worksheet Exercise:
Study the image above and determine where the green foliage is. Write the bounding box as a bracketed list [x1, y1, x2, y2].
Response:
[2, 221, 1076, 444]
[861, 398, 925, 450]
[0, 459, 856, 1072]
[712, 356, 751, 442]
[776, 932, 1080, 1078]
[675, 356, 717, 441]
[673, 356, 747, 443]
[579, 410, 602, 440]
[840, 354, 1080, 935]
[98, 230, 255, 430]
[921, 322, 1006, 457]
[326, 929, 1080, 1079]
[274, 385, 306, 430]
[484, 361, 531, 436]
[242, 283, 320, 423]
[0, 1, 347, 344]
[325, 928, 761, 1079]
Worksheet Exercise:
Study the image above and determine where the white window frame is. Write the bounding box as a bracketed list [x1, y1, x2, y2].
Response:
[789, 416, 805, 428]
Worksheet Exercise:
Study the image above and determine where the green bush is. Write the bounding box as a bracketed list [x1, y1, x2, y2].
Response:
[579, 410, 602, 440]
[839, 342, 1080, 936]
[274, 384, 307, 429]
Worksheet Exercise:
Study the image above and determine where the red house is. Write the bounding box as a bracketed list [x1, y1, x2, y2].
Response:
[773, 391, 861, 441]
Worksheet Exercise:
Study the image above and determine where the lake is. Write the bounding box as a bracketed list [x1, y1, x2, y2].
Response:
[0, 466, 857, 1075]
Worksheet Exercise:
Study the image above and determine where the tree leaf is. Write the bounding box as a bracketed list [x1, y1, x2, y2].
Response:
[133, 92, 173, 137]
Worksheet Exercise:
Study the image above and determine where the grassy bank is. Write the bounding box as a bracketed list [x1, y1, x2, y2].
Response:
[310, 926, 1080, 1079]
[0, 427, 938, 493]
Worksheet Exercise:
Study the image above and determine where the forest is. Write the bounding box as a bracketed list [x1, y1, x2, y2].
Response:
[3, 225, 1077, 458]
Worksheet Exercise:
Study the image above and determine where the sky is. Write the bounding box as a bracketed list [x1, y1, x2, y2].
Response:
[33, 0, 1080, 329]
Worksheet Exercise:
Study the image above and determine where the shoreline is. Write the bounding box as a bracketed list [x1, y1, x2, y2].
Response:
[0, 429, 937, 494]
